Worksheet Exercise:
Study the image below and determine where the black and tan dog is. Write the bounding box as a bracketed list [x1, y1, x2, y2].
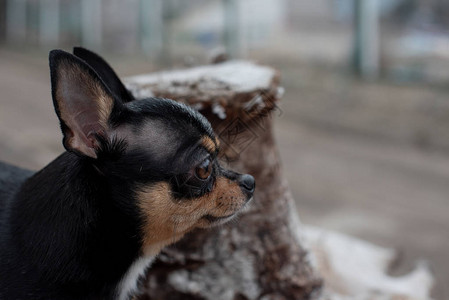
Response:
[0, 48, 255, 300]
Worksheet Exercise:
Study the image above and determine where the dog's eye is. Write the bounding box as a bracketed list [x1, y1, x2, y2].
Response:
[195, 158, 212, 180]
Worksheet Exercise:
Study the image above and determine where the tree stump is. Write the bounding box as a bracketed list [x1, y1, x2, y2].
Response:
[125, 61, 323, 300]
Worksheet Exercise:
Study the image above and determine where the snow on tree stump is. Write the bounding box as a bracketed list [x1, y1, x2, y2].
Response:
[125, 61, 323, 300]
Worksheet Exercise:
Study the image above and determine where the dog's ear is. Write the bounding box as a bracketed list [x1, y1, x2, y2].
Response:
[49, 50, 123, 159]
[73, 47, 134, 103]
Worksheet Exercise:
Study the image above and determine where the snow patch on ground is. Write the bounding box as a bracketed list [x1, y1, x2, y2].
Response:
[303, 226, 434, 300]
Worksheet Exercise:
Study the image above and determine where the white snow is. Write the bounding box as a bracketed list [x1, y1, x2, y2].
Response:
[124, 61, 276, 94]
[303, 226, 434, 300]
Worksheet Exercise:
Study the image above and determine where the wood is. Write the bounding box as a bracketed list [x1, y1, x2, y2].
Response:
[353, 0, 379, 79]
[125, 61, 322, 300]
[139, 0, 163, 58]
[5, 0, 27, 44]
[80, 0, 102, 50]
[39, 0, 59, 47]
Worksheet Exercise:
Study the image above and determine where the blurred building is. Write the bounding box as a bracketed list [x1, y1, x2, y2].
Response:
[2, 0, 449, 83]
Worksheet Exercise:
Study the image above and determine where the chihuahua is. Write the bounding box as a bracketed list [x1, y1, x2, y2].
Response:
[0, 48, 255, 300]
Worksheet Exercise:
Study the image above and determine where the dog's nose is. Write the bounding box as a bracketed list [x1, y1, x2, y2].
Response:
[239, 174, 255, 194]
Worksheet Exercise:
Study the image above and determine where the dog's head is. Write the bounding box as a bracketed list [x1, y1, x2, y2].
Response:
[49, 48, 255, 255]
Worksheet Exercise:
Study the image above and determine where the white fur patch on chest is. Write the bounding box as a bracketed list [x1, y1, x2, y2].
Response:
[116, 256, 154, 300]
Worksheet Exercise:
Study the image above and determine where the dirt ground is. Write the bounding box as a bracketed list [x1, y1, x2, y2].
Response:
[274, 60, 449, 299]
[0, 48, 448, 299]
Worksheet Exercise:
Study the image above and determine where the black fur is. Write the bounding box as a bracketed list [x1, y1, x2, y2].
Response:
[73, 47, 135, 103]
[0, 48, 254, 300]
[1, 153, 141, 299]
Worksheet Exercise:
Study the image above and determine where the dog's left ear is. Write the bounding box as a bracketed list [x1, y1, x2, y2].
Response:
[49, 50, 123, 159]
[73, 47, 134, 103]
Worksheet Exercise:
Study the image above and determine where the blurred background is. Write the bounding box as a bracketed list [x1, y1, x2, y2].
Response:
[0, 0, 448, 298]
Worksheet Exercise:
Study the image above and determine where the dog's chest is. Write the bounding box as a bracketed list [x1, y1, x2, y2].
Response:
[116, 256, 154, 300]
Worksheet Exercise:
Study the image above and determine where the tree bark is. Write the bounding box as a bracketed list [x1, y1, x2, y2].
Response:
[125, 61, 323, 300]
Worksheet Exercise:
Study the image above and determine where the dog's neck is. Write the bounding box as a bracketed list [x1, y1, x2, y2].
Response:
[10, 152, 143, 297]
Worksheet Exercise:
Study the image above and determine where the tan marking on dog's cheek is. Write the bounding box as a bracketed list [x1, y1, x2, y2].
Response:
[201, 136, 216, 154]
[136, 182, 210, 255]
[136, 176, 248, 253]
